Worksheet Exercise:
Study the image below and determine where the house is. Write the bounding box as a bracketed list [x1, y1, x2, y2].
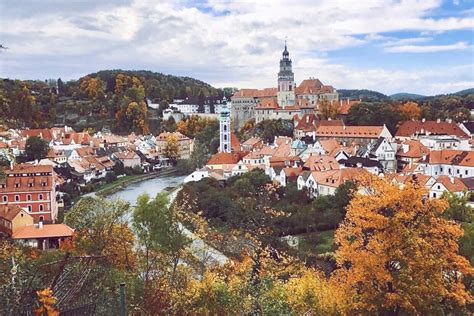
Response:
[416, 150, 474, 178]
[206, 152, 242, 179]
[429, 176, 468, 199]
[0, 164, 58, 223]
[369, 137, 397, 172]
[0, 204, 33, 237]
[231, 161, 249, 177]
[396, 139, 430, 173]
[184, 168, 209, 183]
[315, 125, 392, 146]
[278, 167, 303, 187]
[13, 223, 74, 250]
[395, 119, 469, 140]
[459, 121, 474, 138]
[113, 151, 141, 168]
[241, 137, 263, 152]
[338, 157, 383, 174]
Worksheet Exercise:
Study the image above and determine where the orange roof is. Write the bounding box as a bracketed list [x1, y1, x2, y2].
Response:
[232, 88, 277, 98]
[0, 204, 24, 221]
[231, 133, 241, 153]
[316, 125, 384, 138]
[424, 150, 474, 167]
[396, 120, 468, 138]
[294, 113, 318, 132]
[282, 167, 303, 177]
[313, 168, 368, 188]
[256, 97, 278, 109]
[5, 164, 53, 174]
[435, 176, 467, 192]
[114, 151, 139, 160]
[331, 99, 361, 115]
[304, 155, 340, 171]
[397, 140, 429, 158]
[20, 129, 53, 141]
[12, 224, 74, 239]
[207, 152, 241, 165]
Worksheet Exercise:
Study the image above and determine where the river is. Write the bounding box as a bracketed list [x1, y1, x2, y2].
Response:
[105, 174, 228, 266]
[107, 174, 187, 205]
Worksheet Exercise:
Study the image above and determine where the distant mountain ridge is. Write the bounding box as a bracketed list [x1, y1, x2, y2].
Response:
[389, 93, 426, 100]
[338, 88, 473, 102]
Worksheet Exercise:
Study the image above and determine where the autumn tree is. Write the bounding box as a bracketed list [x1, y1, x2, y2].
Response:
[79, 76, 104, 101]
[333, 176, 473, 314]
[399, 101, 421, 121]
[65, 197, 136, 270]
[319, 96, 339, 120]
[114, 74, 149, 134]
[164, 134, 179, 161]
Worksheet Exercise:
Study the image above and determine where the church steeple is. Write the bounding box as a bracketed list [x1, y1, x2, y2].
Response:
[282, 40, 289, 59]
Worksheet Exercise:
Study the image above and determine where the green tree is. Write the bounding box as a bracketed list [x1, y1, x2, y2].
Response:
[25, 136, 49, 161]
[133, 193, 189, 284]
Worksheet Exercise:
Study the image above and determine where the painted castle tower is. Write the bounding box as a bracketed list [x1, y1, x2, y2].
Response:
[276, 41, 296, 108]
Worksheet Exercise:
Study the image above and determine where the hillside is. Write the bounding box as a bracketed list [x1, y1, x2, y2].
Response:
[337, 89, 389, 102]
[0, 70, 224, 133]
[389, 92, 426, 100]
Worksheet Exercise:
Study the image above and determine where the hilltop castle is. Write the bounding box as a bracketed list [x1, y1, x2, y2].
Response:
[231, 43, 339, 129]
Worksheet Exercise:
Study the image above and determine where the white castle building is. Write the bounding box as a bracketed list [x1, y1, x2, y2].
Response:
[219, 102, 231, 153]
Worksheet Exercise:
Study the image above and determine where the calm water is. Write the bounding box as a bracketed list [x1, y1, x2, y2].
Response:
[107, 175, 187, 205]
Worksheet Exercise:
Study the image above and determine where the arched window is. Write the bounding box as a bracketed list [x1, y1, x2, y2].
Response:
[224, 125, 227, 132]
[224, 135, 227, 141]
[39, 205, 44, 212]
[39, 216, 44, 222]
[2, 196, 6, 203]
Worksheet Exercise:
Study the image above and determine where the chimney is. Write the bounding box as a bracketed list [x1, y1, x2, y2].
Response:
[402, 143, 409, 153]
[437, 118, 441, 123]
[449, 176, 455, 184]
[38, 221, 43, 229]
[422, 118, 426, 123]
[356, 162, 362, 168]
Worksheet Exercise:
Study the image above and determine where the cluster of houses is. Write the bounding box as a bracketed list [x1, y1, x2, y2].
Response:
[187, 116, 474, 204]
[0, 126, 194, 249]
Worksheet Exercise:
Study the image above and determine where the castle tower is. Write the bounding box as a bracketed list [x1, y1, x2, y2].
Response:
[219, 102, 231, 153]
[277, 41, 296, 108]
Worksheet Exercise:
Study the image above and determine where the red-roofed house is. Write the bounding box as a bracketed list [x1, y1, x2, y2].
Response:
[0, 164, 58, 223]
[395, 120, 469, 140]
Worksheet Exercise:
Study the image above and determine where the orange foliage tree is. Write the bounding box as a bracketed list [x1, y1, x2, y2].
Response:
[333, 176, 473, 314]
[399, 101, 421, 121]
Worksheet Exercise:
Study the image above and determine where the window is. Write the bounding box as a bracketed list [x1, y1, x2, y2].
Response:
[39, 205, 44, 212]
[466, 170, 469, 175]
[39, 194, 43, 200]
[2, 196, 6, 203]
[14, 195, 19, 202]
[39, 216, 44, 222]
[27, 205, 32, 212]
[15, 183, 20, 188]
[27, 194, 32, 201]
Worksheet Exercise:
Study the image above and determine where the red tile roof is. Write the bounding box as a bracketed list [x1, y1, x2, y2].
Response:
[232, 88, 277, 98]
[0, 204, 24, 221]
[207, 152, 241, 165]
[256, 97, 279, 109]
[396, 120, 468, 138]
[434, 176, 467, 192]
[12, 224, 74, 239]
[316, 125, 385, 138]
[396, 140, 429, 158]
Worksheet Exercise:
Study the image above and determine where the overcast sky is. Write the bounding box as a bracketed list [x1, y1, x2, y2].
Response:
[0, 0, 473, 95]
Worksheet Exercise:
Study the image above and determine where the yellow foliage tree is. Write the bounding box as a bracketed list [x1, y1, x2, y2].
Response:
[35, 288, 59, 316]
[333, 176, 473, 314]
[399, 101, 421, 121]
[164, 134, 179, 159]
[319, 96, 339, 120]
[79, 76, 104, 101]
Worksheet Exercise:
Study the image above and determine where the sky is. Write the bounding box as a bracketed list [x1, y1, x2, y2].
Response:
[0, 0, 473, 95]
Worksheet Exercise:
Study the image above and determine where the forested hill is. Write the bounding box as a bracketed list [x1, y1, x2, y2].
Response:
[0, 70, 224, 133]
[90, 69, 222, 103]
[337, 89, 389, 102]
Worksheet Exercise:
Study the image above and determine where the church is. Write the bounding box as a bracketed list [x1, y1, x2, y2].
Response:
[231, 43, 339, 129]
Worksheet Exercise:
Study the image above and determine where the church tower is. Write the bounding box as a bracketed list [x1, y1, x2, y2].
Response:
[219, 101, 231, 153]
[277, 41, 296, 108]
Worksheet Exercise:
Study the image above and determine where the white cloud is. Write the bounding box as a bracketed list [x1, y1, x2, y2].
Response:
[384, 41, 470, 52]
[0, 0, 472, 95]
